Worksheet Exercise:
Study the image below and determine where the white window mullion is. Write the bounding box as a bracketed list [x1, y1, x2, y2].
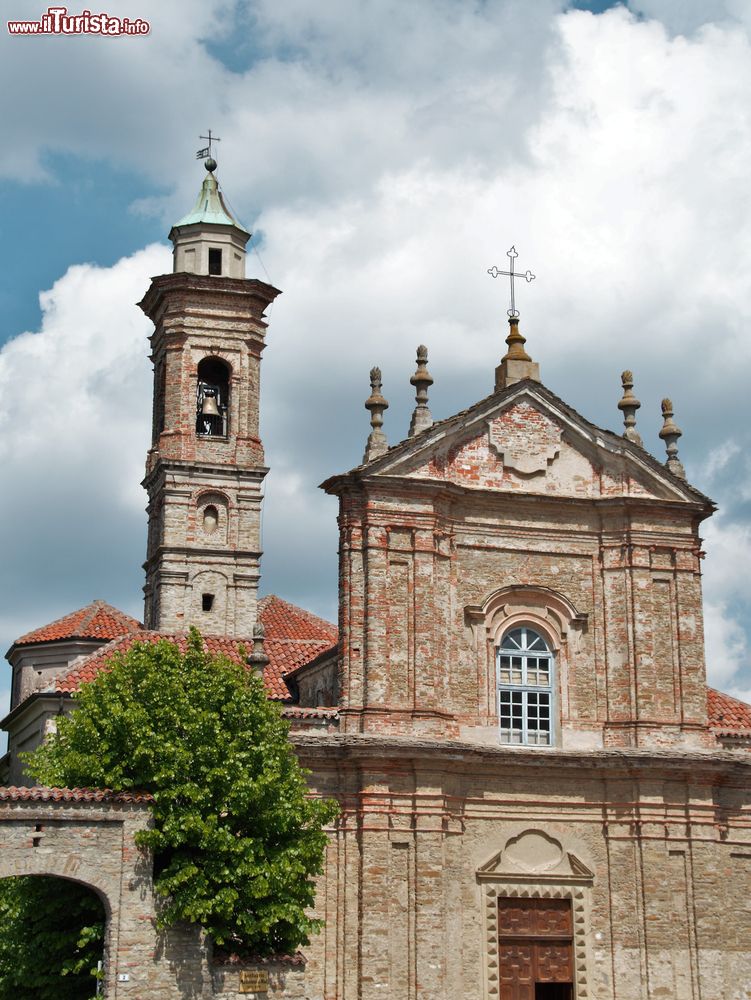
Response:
[497, 626, 554, 748]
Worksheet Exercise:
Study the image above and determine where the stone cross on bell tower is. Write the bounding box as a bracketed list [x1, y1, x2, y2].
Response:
[138, 158, 281, 636]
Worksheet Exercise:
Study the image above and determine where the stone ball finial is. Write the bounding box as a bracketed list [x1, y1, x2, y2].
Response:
[409, 345, 434, 438]
[659, 397, 686, 479]
[363, 367, 389, 463]
[618, 369, 643, 446]
[204, 157, 218, 172]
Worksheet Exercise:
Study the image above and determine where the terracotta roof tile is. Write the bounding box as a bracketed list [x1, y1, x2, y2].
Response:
[0, 786, 152, 804]
[14, 601, 142, 648]
[50, 595, 338, 702]
[707, 687, 751, 735]
[257, 595, 337, 645]
[257, 595, 338, 695]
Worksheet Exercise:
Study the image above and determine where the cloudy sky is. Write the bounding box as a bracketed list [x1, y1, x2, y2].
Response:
[1, 0, 750, 725]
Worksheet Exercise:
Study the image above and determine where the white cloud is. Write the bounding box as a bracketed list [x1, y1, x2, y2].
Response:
[703, 601, 749, 687]
[0, 245, 166, 498]
[0, 0, 235, 181]
[629, 0, 751, 36]
[700, 517, 751, 690]
[0, 245, 169, 657]
[702, 439, 742, 483]
[702, 517, 751, 606]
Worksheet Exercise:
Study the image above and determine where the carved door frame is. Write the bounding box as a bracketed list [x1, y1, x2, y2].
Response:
[480, 882, 591, 1000]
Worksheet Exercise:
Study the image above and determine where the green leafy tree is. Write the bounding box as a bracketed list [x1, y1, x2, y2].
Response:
[0, 875, 104, 1000]
[28, 630, 338, 955]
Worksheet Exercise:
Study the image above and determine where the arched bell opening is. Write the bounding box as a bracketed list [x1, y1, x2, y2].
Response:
[0, 873, 108, 997]
[196, 357, 230, 437]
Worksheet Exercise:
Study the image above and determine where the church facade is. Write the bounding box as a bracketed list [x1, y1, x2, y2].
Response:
[2, 164, 751, 999]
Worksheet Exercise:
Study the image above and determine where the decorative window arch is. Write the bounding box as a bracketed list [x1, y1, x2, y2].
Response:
[465, 585, 588, 743]
[497, 625, 554, 746]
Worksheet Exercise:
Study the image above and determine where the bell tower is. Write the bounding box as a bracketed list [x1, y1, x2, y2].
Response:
[139, 159, 280, 636]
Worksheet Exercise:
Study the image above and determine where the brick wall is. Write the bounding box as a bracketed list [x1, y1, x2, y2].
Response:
[296, 733, 751, 1000]
[329, 390, 712, 749]
[139, 273, 279, 636]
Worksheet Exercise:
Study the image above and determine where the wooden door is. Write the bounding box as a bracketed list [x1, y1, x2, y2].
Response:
[498, 898, 574, 1000]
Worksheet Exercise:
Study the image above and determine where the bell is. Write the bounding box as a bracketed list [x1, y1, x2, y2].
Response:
[201, 390, 220, 417]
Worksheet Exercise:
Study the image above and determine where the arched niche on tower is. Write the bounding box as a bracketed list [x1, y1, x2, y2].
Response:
[465, 585, 589, 736]
[195, 490, 229, 545]
[196, 356, 231, 438]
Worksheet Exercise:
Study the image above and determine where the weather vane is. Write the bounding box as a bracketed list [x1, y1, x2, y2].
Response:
[487, 246, 535, 317]
[196, 129, 221, 162]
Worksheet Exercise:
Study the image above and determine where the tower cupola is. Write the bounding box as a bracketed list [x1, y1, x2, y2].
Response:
[169, 160, 250, 278]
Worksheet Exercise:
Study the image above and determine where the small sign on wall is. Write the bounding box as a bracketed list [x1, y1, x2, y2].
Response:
[239, 969, 269, 993]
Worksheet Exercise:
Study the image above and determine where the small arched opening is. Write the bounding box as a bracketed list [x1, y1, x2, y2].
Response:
[0, 873, 107, 999]
[196, 357, 230, 437]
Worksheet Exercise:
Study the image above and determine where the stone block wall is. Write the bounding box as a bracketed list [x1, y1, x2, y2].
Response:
[296, 733, 751, 1000]
[0, 788, 213, 999]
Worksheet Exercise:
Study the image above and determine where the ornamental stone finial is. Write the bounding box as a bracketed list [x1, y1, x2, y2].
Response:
[494, 317, 540, 389]
[617, 370, 643, 446]
[248, 621, 270, 676]
[363, 366, 389, 463]
[408, 345, 434, 437]
[659, 397, 686, 479]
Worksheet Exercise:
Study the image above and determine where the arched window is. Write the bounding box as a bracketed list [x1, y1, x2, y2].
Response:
[196, 357, 230, 437]
[497, 625, 554, 746]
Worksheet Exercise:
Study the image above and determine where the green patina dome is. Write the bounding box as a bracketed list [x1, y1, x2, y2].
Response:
[173, 171, 249, 235]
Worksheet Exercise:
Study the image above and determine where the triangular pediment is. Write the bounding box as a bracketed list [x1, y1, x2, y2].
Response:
[477, 830, 594, 883]
[351, 382, 707, 505]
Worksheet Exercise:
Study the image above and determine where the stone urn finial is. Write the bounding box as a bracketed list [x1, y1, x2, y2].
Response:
[494, 317, 540, 390]
[363, 366, 389, 463]
[617, 370, 643, 446]
[659, 397, 686, 479]
[248, 621, 270, 676]
[408, 345, 434, 437]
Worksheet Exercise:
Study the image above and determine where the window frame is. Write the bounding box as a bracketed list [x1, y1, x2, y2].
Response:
[496, 624, 556, 748]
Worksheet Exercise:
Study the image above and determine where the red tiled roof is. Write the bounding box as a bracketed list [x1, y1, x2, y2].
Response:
[258, 595, 338, 696]
[50, 595, 337, 702]
[708, 687, 751, 735]
[0, 786, 152, 804]
[258, 595, 337, 646]
[13, 601, 142, 648]
[53, 631, 251, 692]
